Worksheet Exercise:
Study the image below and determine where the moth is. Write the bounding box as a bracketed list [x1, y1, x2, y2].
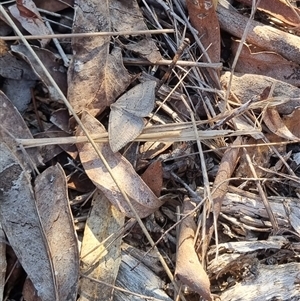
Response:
[108, 80, 156, 152]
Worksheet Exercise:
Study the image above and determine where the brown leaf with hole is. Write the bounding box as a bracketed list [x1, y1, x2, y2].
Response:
[76, 112, 164, 218]
[141, 161, 163, 197]
[264, 108, 300, 141]
[175, 199, 212, 301]
[186, 0, 220, 65]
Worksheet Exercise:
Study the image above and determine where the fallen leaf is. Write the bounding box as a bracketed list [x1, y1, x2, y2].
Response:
[0, 90, 43, 170]
[108, 81, 156, 152]
[9, 0, 51, 47]
[175, 198, 212, 301]
[236, 0, 300, 28]
[34, 164, 79, 301]
[68, 0, 131, 116]
[263, 108, 300, 141]
[23, 278, 42, 301]
[186, 0, 220, 86]
[0, 51, 39, 80]
[187, 0, 220, 64]
[141, 161, 163, 197]
[11, 44, 68, 101]
[0, 142, 58, 301]
[79, 190, 124, 301]
[282, 107, 300, 138]
[110, 0, 161, 63]
[76, 111, 164, 218]
[2, 78, 36, 114]
[231, 41, 300, 87]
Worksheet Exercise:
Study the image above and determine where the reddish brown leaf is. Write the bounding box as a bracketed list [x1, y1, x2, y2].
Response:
[236, 0, 300, 28]
[16, 0, 41, 19]
[33, 0, 73, 12]
[263, 108, 300, 141]
[141, 161, 163, 197]
[9, 0, 51, 47]
[186, 0, 220, 64]
[231, 41, 300, 87]
[283, 107, 300, 138]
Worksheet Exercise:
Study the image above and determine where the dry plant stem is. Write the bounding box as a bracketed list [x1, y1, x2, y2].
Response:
[0, 5, 180, 296]
[0, 29, 174, 40]
[179, 95, 214, 264]
[242, 147, 279, 230]
[156, 38, 190, 90]
[210, 97, 257, 130]
[223, 0, 261, 103]
[44, 20, 69, 67]
[170, 171, 202, 203]
[123, 58, 222, 68]
[141, 0, 177, 54]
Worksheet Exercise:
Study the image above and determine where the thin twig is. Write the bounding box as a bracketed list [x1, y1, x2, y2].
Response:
[0, 29, 175, 41]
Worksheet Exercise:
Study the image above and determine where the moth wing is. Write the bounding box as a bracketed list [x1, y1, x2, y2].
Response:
[108, 106, 144, 153]
[114, 81, 156, 117]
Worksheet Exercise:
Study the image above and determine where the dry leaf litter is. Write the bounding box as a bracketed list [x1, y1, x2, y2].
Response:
[0, 0, 300, 301]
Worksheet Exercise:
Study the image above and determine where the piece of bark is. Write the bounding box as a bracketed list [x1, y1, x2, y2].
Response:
[114, 253, 172, 301]
[217, 4, 300, 63]
[219, 262, 300, 301]
[175, 199, 212, 301]
[220, 72, 300, 116]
